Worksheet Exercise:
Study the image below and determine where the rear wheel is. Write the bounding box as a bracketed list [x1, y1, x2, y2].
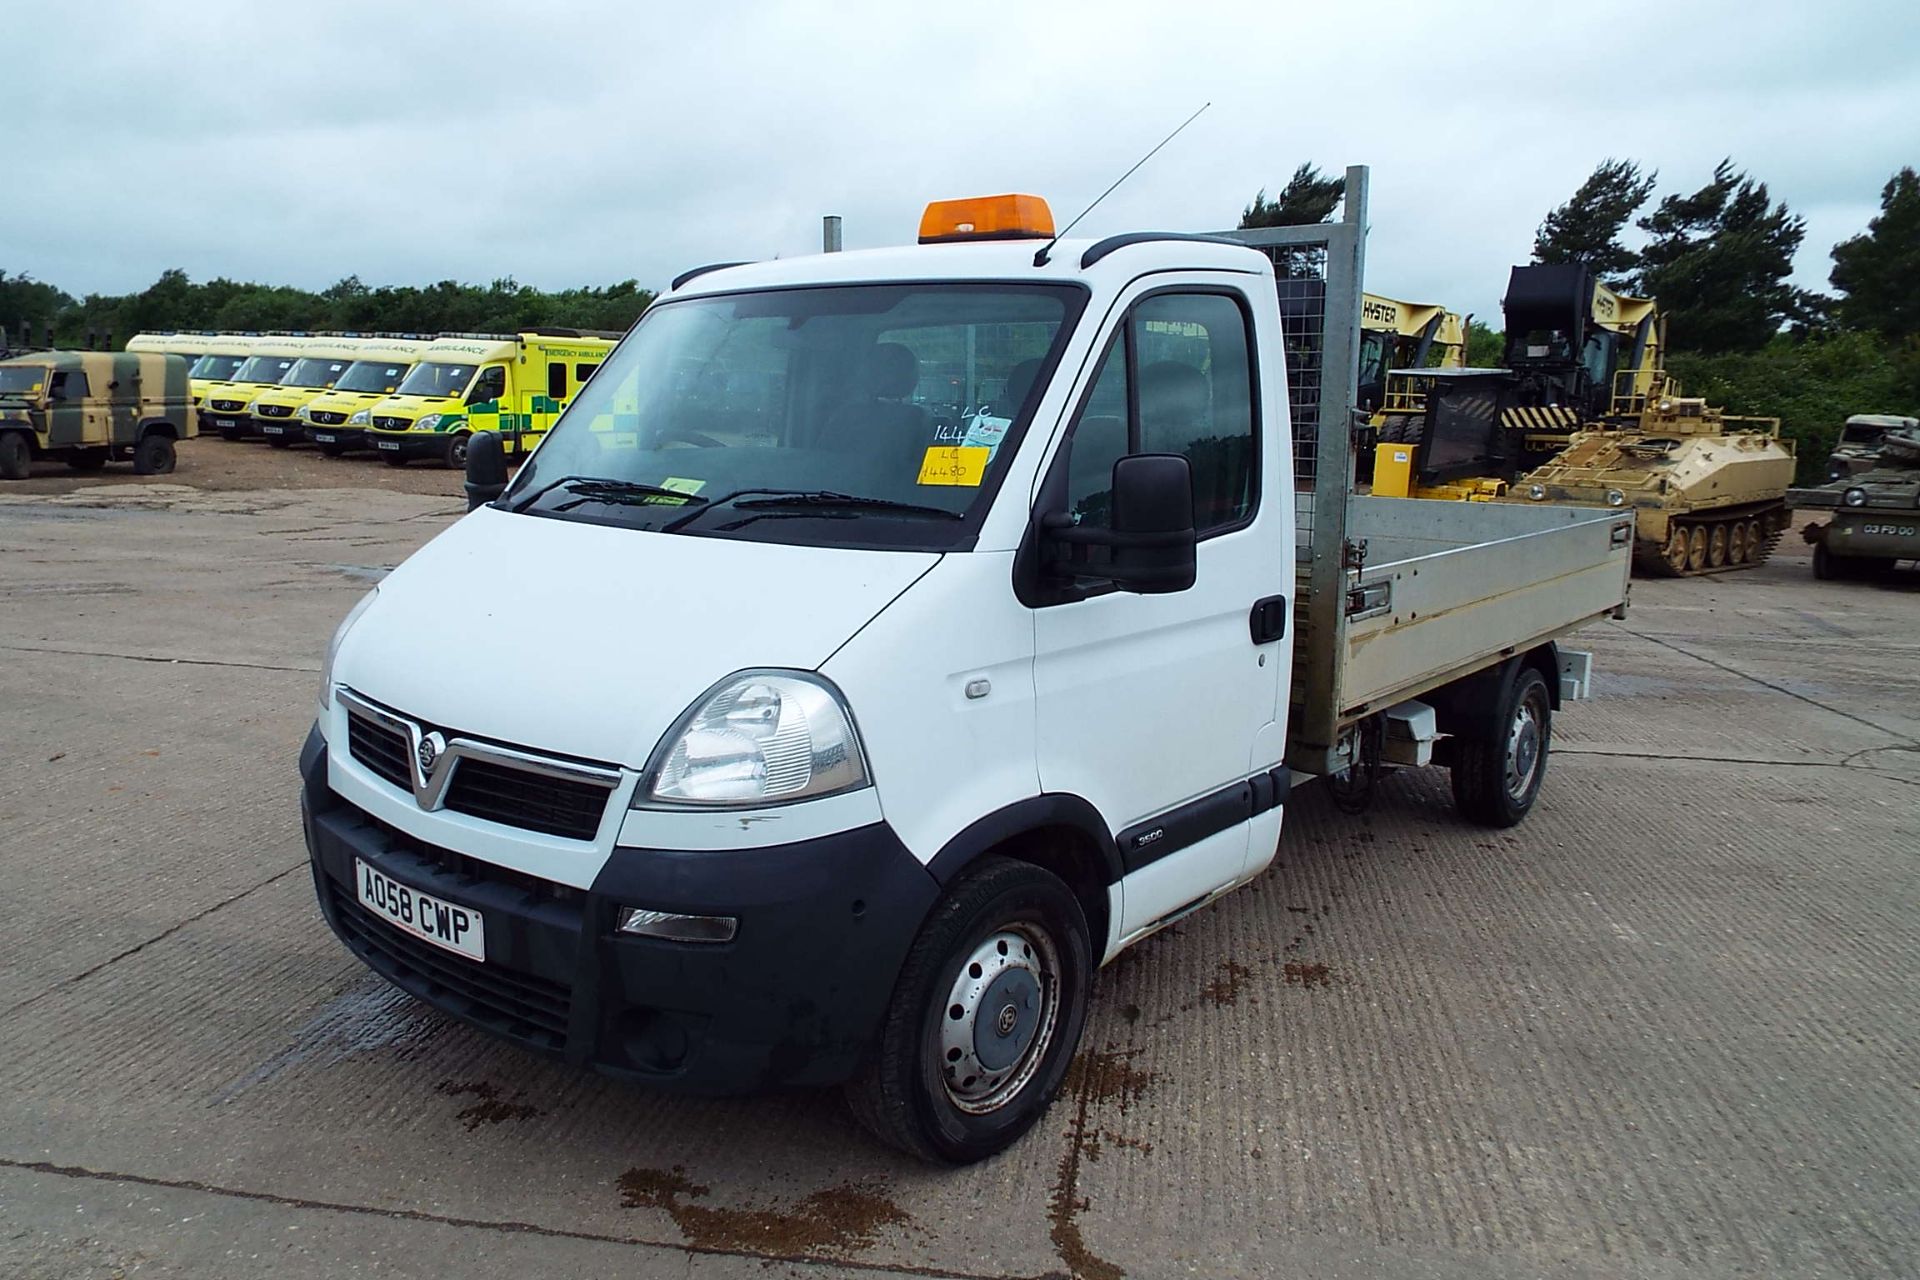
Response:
[1450, 666, 1552, 828]
[66, 449, 108, 472]
[0, 431, 30, 480]
[132, 434, 175, 475]
[845, 857, 1091, 1164]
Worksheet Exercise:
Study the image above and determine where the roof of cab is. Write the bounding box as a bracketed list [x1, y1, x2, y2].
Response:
[667, 235, 1271, 299]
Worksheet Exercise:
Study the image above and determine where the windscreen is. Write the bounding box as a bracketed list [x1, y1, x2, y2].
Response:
[233, 355, 295, 384]
[189, 354, 247, 380]
[1841, 423, 1888, 446]
[0, 366, 48, 396]
[333, 360, 412, 394]
[395, 362, 476, 398]
[503, 283, 1082, 550]
[282, 357, 351, 388]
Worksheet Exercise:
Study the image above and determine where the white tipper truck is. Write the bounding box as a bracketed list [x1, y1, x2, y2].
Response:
[301, 170, 1632, 1163]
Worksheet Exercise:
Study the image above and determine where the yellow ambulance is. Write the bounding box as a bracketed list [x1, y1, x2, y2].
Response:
[126, 331, 215, 365]
[201, 334, 315, 441]
[363, 329, 614, 468]
[250, 335, 385, 448]
[188, 334, 268, 418]
[298, 336, 432, 456]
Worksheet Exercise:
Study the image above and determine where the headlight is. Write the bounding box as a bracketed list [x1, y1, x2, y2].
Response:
[296, 404, 312, 420]
[641, 671, 868, 808]
[1843, 487, 1868, 508]
[318, 588, 379, 713]
[1605, 488, 1625, 507]
[1528, 484, 1547, 501]
[416, 413, 444, 432]
[349, 409, 370, 425]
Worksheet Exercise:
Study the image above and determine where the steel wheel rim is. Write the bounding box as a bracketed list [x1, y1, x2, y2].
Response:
[1687, 526, 1707, 571]
[1504, 686, 1547, 803]
[1708, 523, 1728, 567]
[1729, 522, 1750, 563]
[937, 922, 1061, 1115]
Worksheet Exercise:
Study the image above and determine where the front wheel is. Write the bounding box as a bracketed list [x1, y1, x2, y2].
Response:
[444, 432, 471, 470]
[318, 443, 347, 458]
[0, 431, 29, 480]
[382, 450, 408, 468]
[267, 434, 292, 449]
[845, 857, 1092, 1164]
[1450, 665, 1552, 828]
[1813, 541, 1837, 580]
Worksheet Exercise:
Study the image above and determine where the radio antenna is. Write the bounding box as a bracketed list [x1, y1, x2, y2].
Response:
[1033, 102, 1211, 267]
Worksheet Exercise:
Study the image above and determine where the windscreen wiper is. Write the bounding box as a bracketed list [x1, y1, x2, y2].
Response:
[510, 475, 711, 514]
[662, 488, 963, 532]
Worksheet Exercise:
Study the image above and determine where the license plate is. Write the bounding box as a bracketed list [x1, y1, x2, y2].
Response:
[313, 432, 337, 443]
[354, 858, 485, 961]
[262, 424, 286, 435]
[376, 440, 400, 451]
[212, 417, 235, 427]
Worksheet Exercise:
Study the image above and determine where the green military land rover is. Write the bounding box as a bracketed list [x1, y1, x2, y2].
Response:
[0, 350, 194, 479]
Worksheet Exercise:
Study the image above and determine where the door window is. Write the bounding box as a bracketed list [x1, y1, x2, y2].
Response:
[49, 372, 90, 401]
[467, 366, 507, 404]
[1057, 292, 1256, 536]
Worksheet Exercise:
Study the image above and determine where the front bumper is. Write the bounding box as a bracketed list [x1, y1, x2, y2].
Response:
[200, 407, 258, 437]
[305, 424, 366, 450]
[366, 432, 448, 459]
[256, 415, 305, 442]
[300, 727, 939, 1092]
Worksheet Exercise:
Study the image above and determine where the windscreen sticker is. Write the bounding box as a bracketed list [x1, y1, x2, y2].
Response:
[640, 475, 707, 504]
[916, 446, 990, 487]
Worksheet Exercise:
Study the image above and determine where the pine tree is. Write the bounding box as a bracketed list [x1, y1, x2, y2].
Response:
[1239, 164, 1345, 228]
[1830, 166, 1920, 340]
[1532, 159, 1655, 280]
[1634, 160, 1811, 353]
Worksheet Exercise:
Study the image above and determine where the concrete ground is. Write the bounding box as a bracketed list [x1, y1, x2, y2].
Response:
[1, 450, 1916, 1279]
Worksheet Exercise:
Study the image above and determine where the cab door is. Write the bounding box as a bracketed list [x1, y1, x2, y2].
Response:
[1029, 282, 1284, 943]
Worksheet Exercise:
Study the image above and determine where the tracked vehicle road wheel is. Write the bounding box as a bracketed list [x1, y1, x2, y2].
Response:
[845, 857, 1091, 1165]
[1686, 526, 1708, 573]
[1451, 666, 1552, 828]
[1708, 523, 1728, 568]
[1729, 521, 1751, 564]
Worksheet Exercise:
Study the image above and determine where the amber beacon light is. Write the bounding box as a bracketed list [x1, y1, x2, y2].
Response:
[917, 194, 1056, 244]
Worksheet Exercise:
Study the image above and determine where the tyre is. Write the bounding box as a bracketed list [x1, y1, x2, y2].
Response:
[444, 432, 471, 470]
[1813, 541, 1836, 581]
[132, 434, 176, 475]
[382, 451, 408, 468]
[845, 857, 1092, 1164]
[0, 431, 29, 480]
[218, 425, 243, 442]
[267, 434, 292, 449]
[66, 449, 108, 472]
[1450, 665, 1552, 828]
[318, 443, 347, 458]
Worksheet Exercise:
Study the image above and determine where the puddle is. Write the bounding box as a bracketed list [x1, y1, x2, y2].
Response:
[211, 980, 436, 1104]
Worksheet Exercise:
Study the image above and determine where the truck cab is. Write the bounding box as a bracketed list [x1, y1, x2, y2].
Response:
[0, 350, 194, 479]
[250, 335, 382, 447]
[305, 187, 1629, 1164]
[185, 334, 260, 411]
[299, 337, 432, 455]
[202, 334, 312, 440]
[362, 331, 615, 469]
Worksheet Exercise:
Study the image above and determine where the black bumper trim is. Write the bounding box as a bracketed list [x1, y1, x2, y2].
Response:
[302, 727, 939, 1092]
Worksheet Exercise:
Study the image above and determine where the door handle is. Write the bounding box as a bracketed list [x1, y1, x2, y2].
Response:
[1249, 595, 1287, 645]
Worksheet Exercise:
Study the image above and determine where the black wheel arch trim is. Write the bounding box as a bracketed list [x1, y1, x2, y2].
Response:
[924, 793, 1123, 888]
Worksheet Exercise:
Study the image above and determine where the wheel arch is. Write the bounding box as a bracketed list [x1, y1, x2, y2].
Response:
[137, 418, 179, 441]
[1427, 643, 1561, 740]
[923, 795, 1120, 953]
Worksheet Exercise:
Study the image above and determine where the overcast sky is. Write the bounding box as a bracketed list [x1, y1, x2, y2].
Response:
[11, 0, 1916, 324]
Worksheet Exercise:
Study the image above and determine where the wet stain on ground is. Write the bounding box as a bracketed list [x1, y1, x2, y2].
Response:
[434, 1079, 540, 1130]
[1199, 959, 1255, 1007]
[617, 1165, 910, 1257]
[1282, 961, 1334, 988]
[1063, 1049, 1154, 1110]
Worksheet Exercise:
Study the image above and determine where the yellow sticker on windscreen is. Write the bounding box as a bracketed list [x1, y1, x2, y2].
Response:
[917, 446, 989, 487]
[660, 477, 706, 495]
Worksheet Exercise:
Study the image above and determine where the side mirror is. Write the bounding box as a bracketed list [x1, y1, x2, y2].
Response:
[1108, 453, 1197, 592]
[464, 430, 508, 511]
[1042, 453, 1197, 595]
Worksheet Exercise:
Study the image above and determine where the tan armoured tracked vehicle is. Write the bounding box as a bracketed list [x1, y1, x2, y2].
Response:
[1513, 397, 1796, 575]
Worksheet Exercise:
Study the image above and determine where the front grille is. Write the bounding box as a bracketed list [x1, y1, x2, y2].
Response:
[373, 415, 412, 430]
[211, 399, 245, 412]
[310, 410, 347, 425]
[258, 403, 294, 418]
[328, 879, 570, 1051]
[347, 710, 411, 790]
[444, 758, 610, 841]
